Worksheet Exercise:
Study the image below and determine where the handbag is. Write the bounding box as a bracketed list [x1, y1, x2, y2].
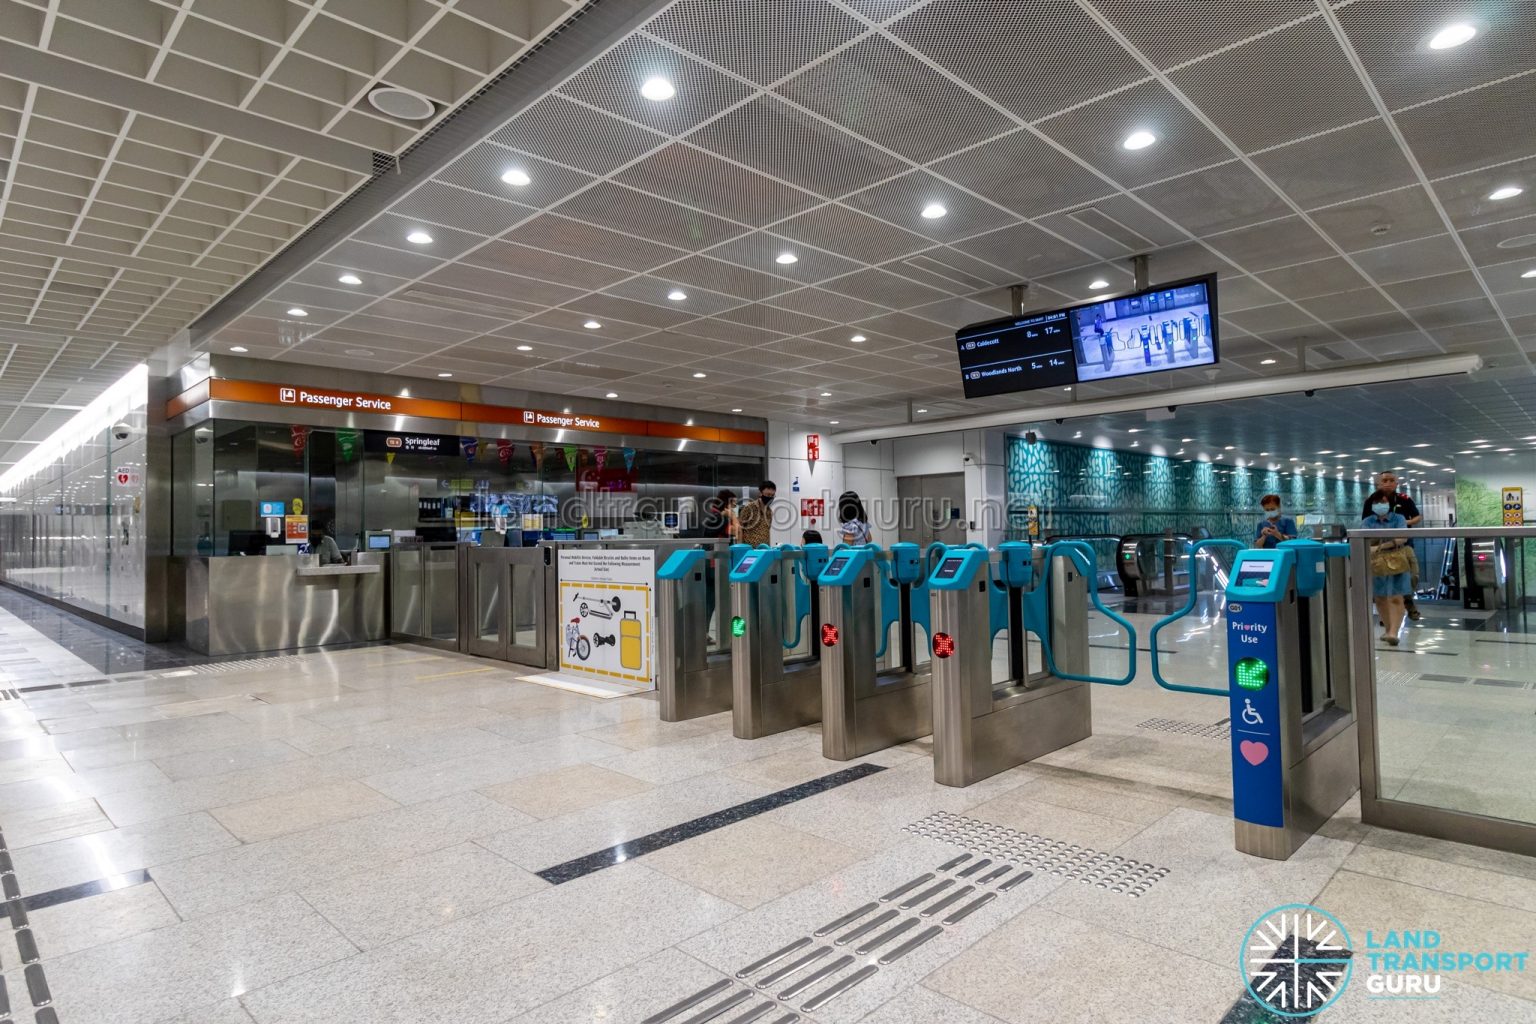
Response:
[1370, 545, 1411, 577]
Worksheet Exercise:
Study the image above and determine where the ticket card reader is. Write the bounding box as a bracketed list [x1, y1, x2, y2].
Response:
[657, 547, 733, 722]
[818, 546, 933, 760]
[730, 547, 822, 739]
[1226, 547, 1358, 860]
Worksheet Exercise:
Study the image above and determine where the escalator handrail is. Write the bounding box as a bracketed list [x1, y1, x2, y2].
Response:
[1034, 540, 1137, 686]
[1147, 538, 1246, 697]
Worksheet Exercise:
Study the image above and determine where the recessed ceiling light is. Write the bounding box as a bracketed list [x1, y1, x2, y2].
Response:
[1428, 22, 1477, 49]
[829, 420, 839, 425]
[516, 345, 533, 352]
[230, 346, 248, 353]
[286, 307, 308, 317]
[731, 407, 742, 413]
[583, 320, 602, 329]
[1411, 443, 1431, 448]
[1224, 445, 1235, 450]
[1522, 268, 1536, 278]
[1089, 279, 1109, 290]
[640, 76, 676, 101]
[1181, 437, 1193, 443]
[406, 230, 433, 245]
[851, 334, 866, 342]
[1260, 358, 1276, 365]
[820, 391, 832, 397]
[1122, 130, 1157, 150]
[692, 372, 707, 378]
[1127, 428, 1140, 433]
[917, 408, 928, 414]
[1489, 186, 1524, 201]
[437, 372, 453, 378]
[1062, 386, 1072, 392]
[1260, 451, 1269, 456]
[667, 289, 687, 301]
[501, 168, 531, 187]
[1469, 439, 1488, 443]
[606, 392, 618, 399]
[775, 252, 798, 265]
[338, 273, 362, 286]
[920, 202, 947, 219]
[367, 86, 435, 120]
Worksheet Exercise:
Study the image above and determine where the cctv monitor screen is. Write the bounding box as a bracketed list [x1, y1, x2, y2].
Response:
[955, 274, 1218, 399]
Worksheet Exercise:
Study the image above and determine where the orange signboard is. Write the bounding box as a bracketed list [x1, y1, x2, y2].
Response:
[175, 378, 765, 447]
[207, 379, 461, 421]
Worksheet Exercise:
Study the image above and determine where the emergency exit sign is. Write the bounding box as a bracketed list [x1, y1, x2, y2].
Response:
[1503, 486, 1523, 526]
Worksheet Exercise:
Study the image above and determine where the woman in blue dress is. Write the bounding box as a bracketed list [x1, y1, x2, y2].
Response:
[1362, 490, 1411, 646]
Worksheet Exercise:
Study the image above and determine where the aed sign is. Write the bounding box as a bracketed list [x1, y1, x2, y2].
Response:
[112, 466, 139, 486]
[806, 433, 820, 462]
[1502, 486, 1523, 526]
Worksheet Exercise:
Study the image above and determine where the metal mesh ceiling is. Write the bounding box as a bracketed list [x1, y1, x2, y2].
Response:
[0, 0, 590, 466]
[12, 0, 1536, 458]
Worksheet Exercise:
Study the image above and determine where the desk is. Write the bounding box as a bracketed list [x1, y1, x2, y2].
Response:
[186, 553, 386, 655]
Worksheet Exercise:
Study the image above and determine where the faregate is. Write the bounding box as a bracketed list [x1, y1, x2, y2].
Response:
[729, 545, 823, 739]
[929, 541, 1137, 787]
[655, 545, 735, 722]
[816, 543, 936, 759]
[1224, 541, 1358, 859]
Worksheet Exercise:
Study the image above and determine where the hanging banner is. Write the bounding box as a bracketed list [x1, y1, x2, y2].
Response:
[497, 439, 514, 466]
[290, 425, 308, 456]
[622, 447, 636, 471]
[563, 444, 578, 471]
[337, 428, 359, 462]
[461, 437, 478, 463]
[385, 452, 395, 465]
[594, 446, 607, 471]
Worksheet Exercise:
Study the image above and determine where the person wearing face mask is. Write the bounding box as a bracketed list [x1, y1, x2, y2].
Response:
[1362, 491, 1412, 646]
[1254, 494, 1297, 549]
[1361, 471, 1423, 620]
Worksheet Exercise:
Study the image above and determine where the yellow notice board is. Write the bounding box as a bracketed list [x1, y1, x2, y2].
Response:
[1503, 486, 1524, 526]
[556, 548, 655, 690]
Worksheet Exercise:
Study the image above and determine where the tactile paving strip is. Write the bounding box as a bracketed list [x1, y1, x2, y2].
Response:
[645, 851, 1035, 1023]
[0, 823, 61, 1023]
[903, 812, 1169, 898]
[1137, 717, 1232, 739]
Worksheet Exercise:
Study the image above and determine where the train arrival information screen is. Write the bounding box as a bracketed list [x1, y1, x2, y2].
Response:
[955, 274, 1218, 400]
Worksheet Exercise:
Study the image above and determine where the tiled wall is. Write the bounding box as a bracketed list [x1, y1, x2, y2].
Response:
[1005, 438, 1376, 543]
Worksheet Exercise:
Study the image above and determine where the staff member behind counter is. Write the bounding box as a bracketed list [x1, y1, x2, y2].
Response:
[310, 524, 344, 566]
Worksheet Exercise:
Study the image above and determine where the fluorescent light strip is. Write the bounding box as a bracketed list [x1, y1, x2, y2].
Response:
[0, 364, 149, 493]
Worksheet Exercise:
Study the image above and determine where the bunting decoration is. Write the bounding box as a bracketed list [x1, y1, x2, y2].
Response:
[290, 425, 308, 457]
[530, 442, 543, 470]
[461, 437, 478, 463]
[563, 444, 578, 471]
[593, 446, 607, 471]
[622, 447, 636, 471]
[337, 428, 359, 462]
[496, 439, 513, 466]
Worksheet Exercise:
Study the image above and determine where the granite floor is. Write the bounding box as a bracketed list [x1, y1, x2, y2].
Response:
[0, 591, 1530, 1023]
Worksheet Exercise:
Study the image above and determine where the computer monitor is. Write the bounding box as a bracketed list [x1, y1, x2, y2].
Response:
[227, 530, 268, 556]
[366, 532, 392, 550]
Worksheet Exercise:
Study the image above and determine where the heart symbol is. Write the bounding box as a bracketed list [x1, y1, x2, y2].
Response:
[1240, 740, 1269, 767]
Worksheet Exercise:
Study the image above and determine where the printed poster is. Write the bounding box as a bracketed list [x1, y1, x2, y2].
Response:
[556, 548, 655, 692]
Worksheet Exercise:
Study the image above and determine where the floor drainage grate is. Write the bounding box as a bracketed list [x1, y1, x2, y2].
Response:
[904, 812, 1169, 898]
[190, 657, 296, 675]
[1137, 717, 1231, 739]
[646, 850, 1035, 1023]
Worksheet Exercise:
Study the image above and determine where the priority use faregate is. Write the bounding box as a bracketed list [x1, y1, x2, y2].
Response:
[1224, 541, 1359, 859]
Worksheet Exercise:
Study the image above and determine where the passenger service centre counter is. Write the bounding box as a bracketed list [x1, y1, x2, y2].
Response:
[161, 356, 767, 656]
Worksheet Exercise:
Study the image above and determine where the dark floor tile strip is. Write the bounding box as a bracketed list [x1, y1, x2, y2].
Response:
[536, 763, 887, 885]
[15, 868, 153, 912]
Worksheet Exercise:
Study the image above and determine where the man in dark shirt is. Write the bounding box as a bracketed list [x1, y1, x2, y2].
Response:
[1363, 471, 1423, 619]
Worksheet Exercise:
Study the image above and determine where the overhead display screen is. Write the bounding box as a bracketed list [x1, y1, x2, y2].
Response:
[955, 274, 1218, 399]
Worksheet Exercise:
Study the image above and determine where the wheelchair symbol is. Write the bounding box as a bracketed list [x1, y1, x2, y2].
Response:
[1241, 699, 1264, 727]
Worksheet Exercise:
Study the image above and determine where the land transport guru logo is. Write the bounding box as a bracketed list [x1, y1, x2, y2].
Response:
[1242, 903, 1352, 1016]
[1242, 903, 1530, 1015]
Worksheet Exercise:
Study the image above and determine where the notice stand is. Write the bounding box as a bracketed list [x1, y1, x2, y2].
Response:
[533, 548, 656, 697]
